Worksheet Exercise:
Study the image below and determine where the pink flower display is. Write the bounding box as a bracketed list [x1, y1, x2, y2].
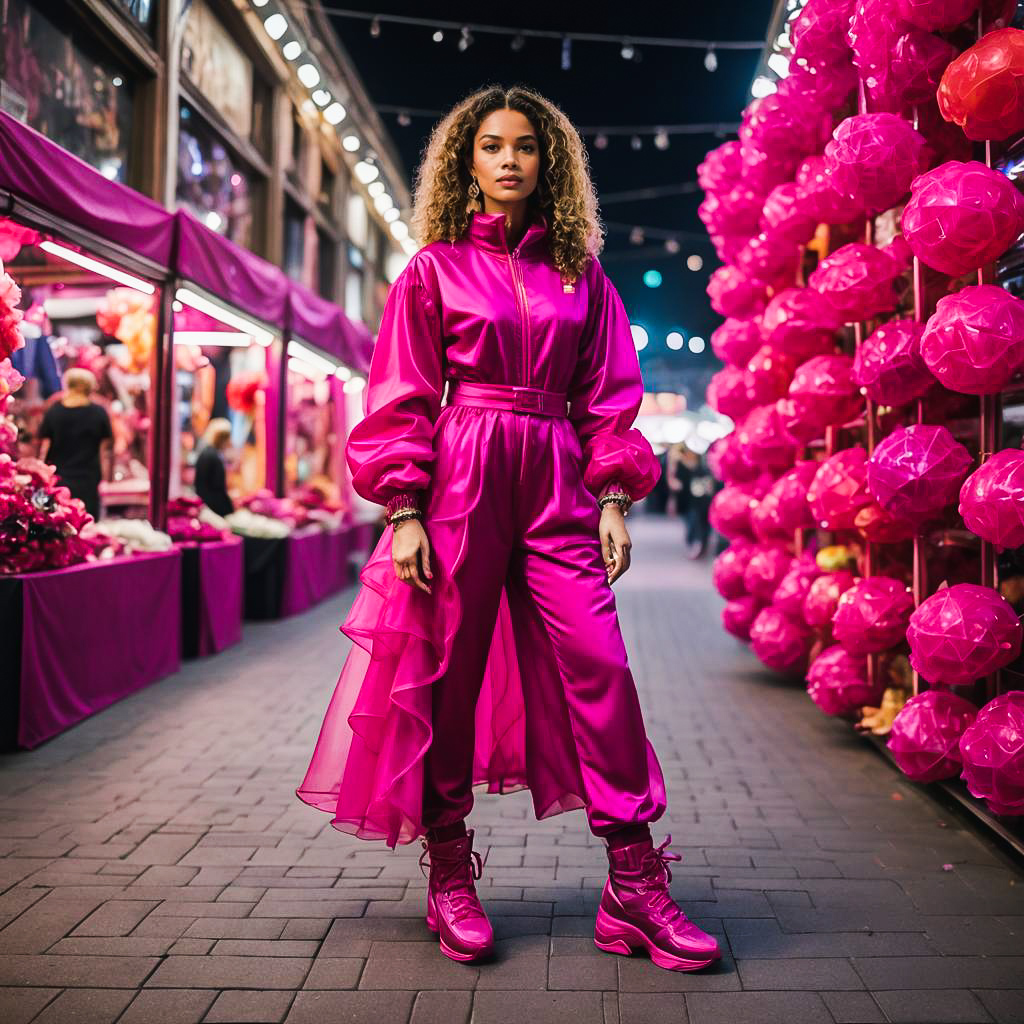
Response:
[959, 692, 1024, 815]
[832, 576, 916, 655]
[788, 354, 862, 430]
[0, 267, 25, 363]
[750, 605, 814, 674]
[887, 689, 980, 782]
[853, 320, 933, 407]
[808, 448, 873, 530]
[907, 583, 1022, 685]
[806, 645, 881, 715]
[804, 570, 858, 630]
[959, 449, 1024, 548]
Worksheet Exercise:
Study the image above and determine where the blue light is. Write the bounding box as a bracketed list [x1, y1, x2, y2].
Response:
[643, 269, 662, 288]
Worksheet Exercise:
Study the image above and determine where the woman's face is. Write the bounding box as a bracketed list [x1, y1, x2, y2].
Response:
[469, 108, 540, 209]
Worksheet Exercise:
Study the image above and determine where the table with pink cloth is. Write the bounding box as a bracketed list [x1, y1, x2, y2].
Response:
[180, 537, 244, 658]
[0, 550, 182, 750]
[280, 525, 353, 617]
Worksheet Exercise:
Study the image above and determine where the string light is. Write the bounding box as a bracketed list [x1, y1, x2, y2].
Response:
[458, 25, 473, 51]
[396, 111, 411, 127]
[594, 133, 609, 150]
[629, 227, 645, 246]
[561, 36, 571, 71]
[704, 46, 718, 72]
[369, 15, 381, 36]
[653, 129, 669, 151]
[687, 254, 704, 272]
[630, 135, 642, 151]
[620, 40, 635, 60]
[432, 29, 443, 42]
[664, 239, 681, 254]
[511, 32, 525, 52]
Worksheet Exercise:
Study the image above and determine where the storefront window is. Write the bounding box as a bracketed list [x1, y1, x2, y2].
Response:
[112, 0, 155, 34]
[2, 0, 134, 183]
[283, 199, 305, 282]
[285, 362, 342, 505]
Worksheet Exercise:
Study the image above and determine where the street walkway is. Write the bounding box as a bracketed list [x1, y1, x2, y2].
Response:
[1, 516, 1022, 1024]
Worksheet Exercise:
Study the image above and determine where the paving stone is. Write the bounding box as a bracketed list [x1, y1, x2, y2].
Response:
[974, 990, 1024, 1024]
[471, 991, 604, 1024]
[284, 990, 414, 1023]
[0, 987, 60, 1024]
[617, 993, 688, 1024]
[474, 956, 548, 990]
[617, 956, 741, 993]
[32, 987, 136, 1024]
[409, 990, 472, 1024]
[357, 954, 478, 990]
[873, 989, 995, 1023]
[819, 991, 885, 1024]
[299, 957, 365, 989]
[184, 919, 285, 940]
[146, 955, 311, 989]
[72, 900, 160, 937]
[546, 954, 618, 990]
[120, 988, 218, 1024]
[0, 953, 158, 987]
[204, 990, 295, 1023]
[851, 956, 1024, 990]
[735, 957, 863, 990]
[212, 939, 320, 957]
[684, 991, 831, 1024]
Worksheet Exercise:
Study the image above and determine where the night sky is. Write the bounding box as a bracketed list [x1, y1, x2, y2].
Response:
[327, 2, 773, 401]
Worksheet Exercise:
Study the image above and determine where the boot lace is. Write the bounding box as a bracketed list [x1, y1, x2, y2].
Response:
[418, 838, 489, 924]
[635, 834, 686, 926]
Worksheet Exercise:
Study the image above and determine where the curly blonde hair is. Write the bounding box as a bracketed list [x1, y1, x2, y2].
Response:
[410, 84, 604, 284]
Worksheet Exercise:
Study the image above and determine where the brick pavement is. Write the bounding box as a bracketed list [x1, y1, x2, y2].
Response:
[1, 515, 1023, 1024]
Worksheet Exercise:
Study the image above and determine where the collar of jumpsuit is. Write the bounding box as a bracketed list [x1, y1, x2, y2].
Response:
[466, 209, 550, 260]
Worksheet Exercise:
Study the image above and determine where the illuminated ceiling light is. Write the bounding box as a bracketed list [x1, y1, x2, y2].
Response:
[173, 331, 251, 347]
[686, 254, 704, 272]
[666, 331, 685, 350]
[263, 13, 287, 40]
[342, 133, 360, 151]
[335, 365, 352, 381]
[112, 76, 123, 87]
[176, 287, 274, 346]
[344, 376, 366, 393]
[620, 40, 635, 60]
[354, 160, 379, 184]
[373, 192, 394, 213]
[282, 40, 302, 61]
[704, 46, 718, 72]
[432, 29, 444, 42]
[324, 102, 347, 125]
[312, 89, 331, 107]
[367, 181, 386, 197]
[383, 208, 400, 222]
[630, 324, 649, 350]
[172, 300, 183, 312]
[400, 237, 418, 256]
[389, 221, 410, 241]
[688, 335, 706, 354]
[297, 63, 320, 88]
[643, 269, 662, 288]
[751, 75, 778, 98]
[288, 339, 339, 375]
[40, 240, 155, 294]
[767, 52, 791, 78]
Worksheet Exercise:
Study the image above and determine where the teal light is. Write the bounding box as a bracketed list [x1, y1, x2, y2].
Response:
[642, 269, 662, 288]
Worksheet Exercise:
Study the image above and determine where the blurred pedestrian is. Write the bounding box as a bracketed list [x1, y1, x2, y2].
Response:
[194, 417, 235, 517]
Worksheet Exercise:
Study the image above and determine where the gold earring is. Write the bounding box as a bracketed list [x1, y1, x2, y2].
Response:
[468, 177, 480, 200]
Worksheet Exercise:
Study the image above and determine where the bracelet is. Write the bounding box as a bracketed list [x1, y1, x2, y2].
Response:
[385, 493, 419, 518]
[390, 512, 422, 529]
[387, 508, 422, 527]
[598, 491, 632, 515]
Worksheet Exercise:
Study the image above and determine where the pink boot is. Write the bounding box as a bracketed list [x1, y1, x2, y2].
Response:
[418, 829, 494, 963]
[595, 833, 721, 971]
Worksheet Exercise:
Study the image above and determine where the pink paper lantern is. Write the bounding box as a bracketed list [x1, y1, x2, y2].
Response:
[853, 320, 933, 406]
[698, 140, 744, 193]
[707, 265, 768, 319]
[709, 484, 760, 542]
[768, 461, 820, 532]
[698, 185, 763, 239]
[959, 448, 1024, 548]
[750, 606, 814, 674]
[804, 570, 858, 630]
[722, 595, 765, 641]
[773, 558, 824, 619]
[711, 318, 763, 368]
[761, 288, 839, 363]
[887, 29, 960, 107]
[792, 0, 856, 71]
[833, 576, 916, 654]
[788, 354, 862, 430]
[808, 448, 873, 530]
[735, 229, 803, 288]
[740, 143, 800, 197]
[708, 433, 758, 485]
[808, 241, 908, 323]
[750, 487, 788, 542]
[938, 27, 1024, 142]
[920, 285, 1024, 396]
[736, 404, 800, 470]
[908, 583, 1023, 685]
[854, 500, 919, 543]
[740, 93, 830, 163]
[707, 366, 756, 421]
[760, 183, 820, 245]
[796, 155, 865, 225]
[824, 113, 930, 215]
[746, 345, 798, 406]
[780, 59, 859, 112]
[887, 690, 980, 782]
[806, 645, 881, 715]
[867, 425, 972, 521]
[744, 545, 797, 602]
[902, 161, 1024, 278]
[775, 397, 822, 446]
[959, 692, 1024, 815]
[712, 541, 756, 600]
[896, 0, 980, 30]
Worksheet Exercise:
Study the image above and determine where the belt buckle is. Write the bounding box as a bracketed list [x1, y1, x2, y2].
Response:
[513, 387, 543, 413]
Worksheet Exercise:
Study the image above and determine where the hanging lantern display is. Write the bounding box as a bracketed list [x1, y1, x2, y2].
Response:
[760, 288, 839, 363]
[959, 692, 1024, 815]
[804, 570, 858, 630]
[788, 354, 862, 430]
[887, 689, 980, 782]
[750, 606, 814, 674]
[807, 645, 881, 715]
[852, 320, 933, 407]
[698, 140, 744, 192]
[711, 318, 764, 368]
[832, 576, 916, 655]
[709, 483, 760, 542]
[854, 499, 918, 544]
[707, 366, 756, 421]
[773, 558, 824, 619]
[735, 229, 803, 289]
[760, 183, 820, 245]
[766, 461, 820, 533]
[796, 155, 865, 225]
[887, 29, 960, 108]
[866, 425, 973, 521]
[744, 544, 797, 602]
[791, 0, 857, 71]
[808, 241, 910, 323]
[722, 595, 765, 641]
[907, 583, 1023, 685]
[707, 265, 768, 319]
[712, 540, 757, 600]
[746, 346, 799, 406]
[735, 403, 800, 470]
[808, 447, 873, 530]
[959, 448, 1024, 549]
[698, 185, 763, 239]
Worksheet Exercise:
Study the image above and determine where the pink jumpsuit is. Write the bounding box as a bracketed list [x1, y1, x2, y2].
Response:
[296, 210, 666, 849]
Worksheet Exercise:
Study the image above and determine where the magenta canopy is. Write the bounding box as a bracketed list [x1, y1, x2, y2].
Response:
[287, 279, 351, 364]
[0, 111, 174, 271]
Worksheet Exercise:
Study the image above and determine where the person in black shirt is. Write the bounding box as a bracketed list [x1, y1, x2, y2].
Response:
[194, 418, 234, 517]
[38, 368, 113, 520]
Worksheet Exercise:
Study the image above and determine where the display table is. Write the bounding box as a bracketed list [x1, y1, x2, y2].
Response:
[280, 525, 351, 617]
[0, 549, 182, 750]
[180, 537, 244, 659]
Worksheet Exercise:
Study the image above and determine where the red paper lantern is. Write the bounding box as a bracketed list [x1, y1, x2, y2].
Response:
[804, 570, 858, 630]
[808, 448, 873, 530]
[711, 318, 763, 368]
[722, 595, 765, 641]
[887, 690, 980, 782]
[712, 541, 757, 599]
[907, 583, 1023, 685]
[960, 692, 1024, 815]
[750, 606, 814, 674]
[959, 448, 1024, 548]
[807, 645, 881, 715]
[853, 320, 933, 407]
[788, 354, 862, 430]
[833, 576, 915, 655]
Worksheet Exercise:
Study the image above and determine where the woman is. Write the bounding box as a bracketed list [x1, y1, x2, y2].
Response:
[193, 418, 234, 517]
[297, 86, 720, 973]
[38, 367, 112, 520]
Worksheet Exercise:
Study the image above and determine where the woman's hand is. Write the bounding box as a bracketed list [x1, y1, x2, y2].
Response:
[600, 505, 632, 584]
[392, 517, 432, 593]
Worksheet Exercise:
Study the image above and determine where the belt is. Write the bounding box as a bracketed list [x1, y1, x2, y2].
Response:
[447, 381, 569, 417]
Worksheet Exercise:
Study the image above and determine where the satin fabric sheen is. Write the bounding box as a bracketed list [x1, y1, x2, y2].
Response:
[296, 210, 665, 848]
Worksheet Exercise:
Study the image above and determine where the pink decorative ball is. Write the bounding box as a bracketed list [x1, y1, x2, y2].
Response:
[736, 404, 800, 470]
[761, 183, 820, 245]
[761, 288, 839, 363]
[854, 499, 919, 543]
[722, 595, 765, 641]
[887, 29, 960, 108]
[824, 113, 930, 215]
[907, 583, 1023, 685]
[896, 0, 980, 31]
[707, 265, 768, 320]
[712, 541, 756, 600]
[768, 461, 820, 532]
[808, 448, 873, 530]
[744, 545, 797, 602]
[804, 570, 858, 630]
[750, 606, 814, 674]
[796, 156, 865, 225]
[775, 397, 822, 446]
[698, 185, 763, 239]
[806, 645, 881, 715]
[853, 320, 933, 406]
[792, 0, 857, 71]
[867, 425, 973, 521]
[959, 692, 1024, 815]
[710, 483, 760, 542]
[735, 229, 803, 288]
[833, 576, 916, 655]
[773, 559, 824, 619]
[887, 690, 980, 782]
[740, 93, 830, 163]
[740, 142, 799, 196]
[707, 366, 755, 421]
[708, 433, 758, 485]
[959, 449, 1024, 548]
[698, 140, 744, 193]
[750, 487, 788, 542]
[920, 285, 1024, 396]
[788, 354, 862, 430]
[902, 161, 1024, 278]
[847, 0, 909, 103]
[711, 318, 763, 368]
[808, 241, 908, 323]
[746, 346, 798, 407]
[782, 59, 860, 111]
